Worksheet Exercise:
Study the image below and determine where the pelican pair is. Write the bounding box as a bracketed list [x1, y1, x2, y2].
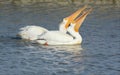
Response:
[18, 5, 92, 45]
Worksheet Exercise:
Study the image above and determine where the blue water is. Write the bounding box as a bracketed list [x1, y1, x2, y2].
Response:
[0, 3, 120, 75]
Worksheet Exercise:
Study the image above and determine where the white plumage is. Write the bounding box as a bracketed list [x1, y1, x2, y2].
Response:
[17, 5, 87, 41]
[18, 25, 48, 40]
[36, 8, 92, 45]
[17, 5, 92, 45]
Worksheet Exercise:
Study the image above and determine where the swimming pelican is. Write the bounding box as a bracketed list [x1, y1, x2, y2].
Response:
[36, 8, 92, 45]
[17, 5, 87, 40]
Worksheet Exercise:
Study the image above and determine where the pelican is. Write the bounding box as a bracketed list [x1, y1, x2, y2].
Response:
[17, 5, 87, 40]
[36, 8, 92, 45]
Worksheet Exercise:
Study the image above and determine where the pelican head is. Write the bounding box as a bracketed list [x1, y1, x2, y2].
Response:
[73, 8, 93, 32]
[67, 8, 92, 39]
[59, 5, 87, 33]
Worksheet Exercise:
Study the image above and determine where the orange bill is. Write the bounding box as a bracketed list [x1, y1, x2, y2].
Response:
[64, 5, 87, 29]
[73, 8, 93, 32]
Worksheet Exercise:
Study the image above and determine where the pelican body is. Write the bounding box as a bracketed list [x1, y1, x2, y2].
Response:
[17, 5, 87, 41]
[37, 9, 92, 45]
[17, 5, 92, 45]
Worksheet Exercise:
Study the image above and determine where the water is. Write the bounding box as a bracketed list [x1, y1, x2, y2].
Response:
[0, 3, 120, 75]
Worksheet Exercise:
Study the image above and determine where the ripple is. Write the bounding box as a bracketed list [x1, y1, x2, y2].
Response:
[0, 4, 120, 75]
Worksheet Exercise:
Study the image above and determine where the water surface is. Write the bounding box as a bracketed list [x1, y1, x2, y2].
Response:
[0, 3, 120, 75]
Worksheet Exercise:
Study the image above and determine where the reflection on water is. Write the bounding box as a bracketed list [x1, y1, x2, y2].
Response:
[0, 2, 120, 75]
[41, 45, 83, 52]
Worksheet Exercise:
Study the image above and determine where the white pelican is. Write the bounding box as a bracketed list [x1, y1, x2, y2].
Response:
[17, 5, 87, 40]
[36, 8, 92, 45]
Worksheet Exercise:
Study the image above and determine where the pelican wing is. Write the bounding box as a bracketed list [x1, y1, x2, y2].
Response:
[18, 25, 48, 40]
